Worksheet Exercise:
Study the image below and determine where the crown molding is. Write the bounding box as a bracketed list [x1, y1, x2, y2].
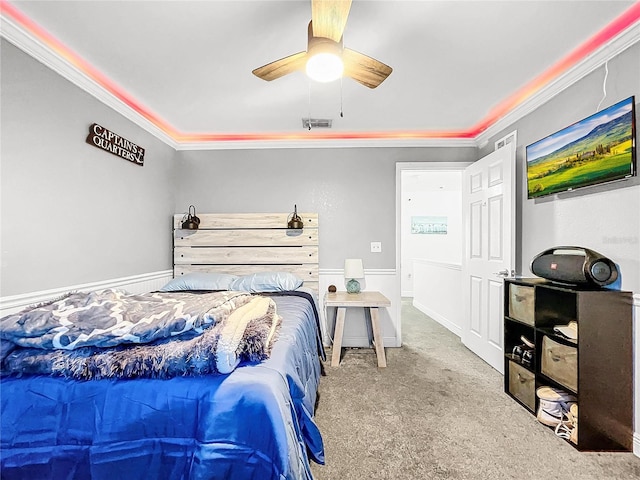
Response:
[0, 13, 180, 150]
[476, 21, 640, 149]
[176, 137, 477, 150]
[2, 8, 638, 152]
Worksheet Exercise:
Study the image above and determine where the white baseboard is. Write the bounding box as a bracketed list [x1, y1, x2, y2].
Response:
[634, 432, 640, 458]
[0, 270, 173, 315]
[413, 299, 462, 338]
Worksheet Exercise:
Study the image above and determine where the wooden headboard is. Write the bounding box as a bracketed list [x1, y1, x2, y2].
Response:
[173, 213, 319, 294]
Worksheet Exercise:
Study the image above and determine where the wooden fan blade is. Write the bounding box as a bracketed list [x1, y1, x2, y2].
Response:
[342, 48, 392, 89]
[252, 51, 307, 81]
[311, 0, 352, 42]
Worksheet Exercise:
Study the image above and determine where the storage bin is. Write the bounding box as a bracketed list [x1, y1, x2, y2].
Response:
[508, 284, 535, 325]
[508, 360, 535, 411]
[541, 335, 578, 392]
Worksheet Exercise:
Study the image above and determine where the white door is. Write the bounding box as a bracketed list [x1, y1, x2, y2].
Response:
[462, 143, 515, 373]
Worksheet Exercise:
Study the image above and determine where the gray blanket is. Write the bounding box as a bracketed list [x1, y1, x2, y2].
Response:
[0, 289, 253, 350]
[1, 290, 281, 379]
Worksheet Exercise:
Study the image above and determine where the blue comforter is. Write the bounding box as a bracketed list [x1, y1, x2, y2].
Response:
[0, 291, 324, 480]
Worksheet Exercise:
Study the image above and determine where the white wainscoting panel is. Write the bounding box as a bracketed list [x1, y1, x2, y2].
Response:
[412, 260, 463, 337]
[319, 269, 400, 348]
[633, 294, 640, 458]
[0, 270, 173, 317]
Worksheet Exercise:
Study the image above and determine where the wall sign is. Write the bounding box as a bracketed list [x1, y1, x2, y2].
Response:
[86, 123, 145, 166]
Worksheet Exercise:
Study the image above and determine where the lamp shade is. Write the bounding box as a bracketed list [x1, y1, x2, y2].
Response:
[344, 259, 364, 279]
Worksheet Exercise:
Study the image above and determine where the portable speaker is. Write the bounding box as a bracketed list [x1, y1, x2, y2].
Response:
[530, 246, 618, 287]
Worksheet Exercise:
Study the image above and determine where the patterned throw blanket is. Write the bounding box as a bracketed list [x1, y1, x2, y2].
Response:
[0, 289, 281, 379]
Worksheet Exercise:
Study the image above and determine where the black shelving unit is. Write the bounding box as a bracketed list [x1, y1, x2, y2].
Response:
[503, 277, 633, 451]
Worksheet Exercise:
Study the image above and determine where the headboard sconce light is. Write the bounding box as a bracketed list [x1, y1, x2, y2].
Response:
[287, 205, 304, 230]
[181, 205, 201, 230]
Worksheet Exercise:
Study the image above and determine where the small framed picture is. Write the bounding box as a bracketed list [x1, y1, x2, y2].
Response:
[411, 216, 448, 234]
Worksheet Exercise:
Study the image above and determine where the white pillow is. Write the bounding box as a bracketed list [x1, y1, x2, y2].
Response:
[229, 272, 303, 293]
[159, 273, 238, 292]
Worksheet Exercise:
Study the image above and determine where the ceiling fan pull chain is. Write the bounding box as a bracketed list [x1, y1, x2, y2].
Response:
[340, 76, 344, 118]
[340, 32, 344, 117]
[308, 83, 312, 130]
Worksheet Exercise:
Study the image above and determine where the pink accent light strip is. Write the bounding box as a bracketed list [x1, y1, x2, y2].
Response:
[1, 0, 180, 138]
[467, 1, 640, 138]
[2, 0, 639, 144]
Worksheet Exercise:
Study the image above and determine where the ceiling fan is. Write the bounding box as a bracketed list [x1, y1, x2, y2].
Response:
[252, 0, 392, 89]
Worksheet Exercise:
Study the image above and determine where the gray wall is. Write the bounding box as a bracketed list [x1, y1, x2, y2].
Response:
[4, 33, 637, 296]
[174, 147, 477, 269]
[0, 40, 177, 296]
[479, 43, 640, 293]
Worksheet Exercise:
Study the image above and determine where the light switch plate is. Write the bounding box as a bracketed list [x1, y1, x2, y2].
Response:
[371, 242, 382, 253]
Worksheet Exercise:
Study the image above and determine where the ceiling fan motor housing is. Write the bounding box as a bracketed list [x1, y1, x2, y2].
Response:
[307, 21, 343, 55]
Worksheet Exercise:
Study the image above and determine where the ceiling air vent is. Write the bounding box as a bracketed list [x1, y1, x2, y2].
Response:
[302, 118, 332, 129]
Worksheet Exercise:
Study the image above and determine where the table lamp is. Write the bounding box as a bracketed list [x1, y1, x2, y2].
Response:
[344, 259, 364, 294]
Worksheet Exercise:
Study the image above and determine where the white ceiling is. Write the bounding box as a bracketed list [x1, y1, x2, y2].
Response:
[2, 1, 637, 147]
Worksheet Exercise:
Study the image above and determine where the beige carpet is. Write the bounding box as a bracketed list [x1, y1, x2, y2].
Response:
[310, 298, 640, 480]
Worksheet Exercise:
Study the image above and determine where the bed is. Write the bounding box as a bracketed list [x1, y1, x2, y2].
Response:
[0, 212, 324, 480]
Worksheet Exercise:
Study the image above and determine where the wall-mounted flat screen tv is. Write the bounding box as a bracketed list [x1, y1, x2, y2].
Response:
[526, 96, 636, 199]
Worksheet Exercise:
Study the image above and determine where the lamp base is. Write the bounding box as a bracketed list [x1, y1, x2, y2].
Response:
[346, 278, 361, 294]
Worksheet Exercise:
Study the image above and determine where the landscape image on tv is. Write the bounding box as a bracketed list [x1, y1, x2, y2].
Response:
[526, 96, 636, 198]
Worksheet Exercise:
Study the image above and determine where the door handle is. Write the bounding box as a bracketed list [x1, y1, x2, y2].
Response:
[494, 269, 514, 277]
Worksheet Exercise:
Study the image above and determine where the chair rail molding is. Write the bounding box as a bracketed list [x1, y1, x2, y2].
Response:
[0, 270, 173, 316]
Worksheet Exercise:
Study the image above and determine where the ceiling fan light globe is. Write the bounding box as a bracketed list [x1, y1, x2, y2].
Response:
[306, 53, 343, 83]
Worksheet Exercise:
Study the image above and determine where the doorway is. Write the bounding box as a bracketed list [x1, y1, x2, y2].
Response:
[396, 162, 472, 340]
